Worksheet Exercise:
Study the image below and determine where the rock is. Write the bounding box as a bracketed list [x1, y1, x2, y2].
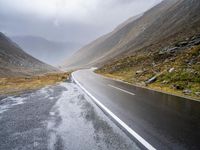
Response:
[185, 38, 189, 41]
[184, 59, 190, 63]
[136, 70, 143, 75]
[146, 76, 157, 84]
[169, 67, 175, 73]
[173, 84, 184, 90]
[183, 89, 192, 95]
[168, 47, 179, 53]
[188, 59, 195, 66]
[177, 41, 188, 47]
[195, 92, 200, 96]
[159, 47, 178, 55]
[164, 59, 169, 63]
[193, 38, 200, 45]
[162, 80, 169, 84]
[186, 68, 194, 73]
[152, 62, 156, 67]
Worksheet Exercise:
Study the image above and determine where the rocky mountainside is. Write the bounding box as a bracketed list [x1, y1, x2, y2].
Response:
[0, 32, 58, 77]
[11, 36, 81, 65]
[97, 34, 200, 99]
[63, 0, 200, 70]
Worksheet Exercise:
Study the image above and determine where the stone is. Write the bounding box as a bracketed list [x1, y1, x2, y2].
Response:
[146, 76, 157, 84]
[159, 47, 178, 55]
[177, 41, 188, 47]
[173, 84, 184, 90]
[183, 89, 192, 95]
[164, 59, 169, 63]
[193, 38, 200, 45]
[167, 47, 179, 53]
[195, 92, 200, 96]
[152, 62, 156, 67]
[186, 68, 194, 73]
[162, 80, 168, 84]
[169, 68, 175, 73]
[136, 70, 143, 74]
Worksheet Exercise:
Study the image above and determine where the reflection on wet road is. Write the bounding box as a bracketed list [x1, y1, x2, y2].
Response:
[73, 69, 200, 150]
[0, 81, 139, 150]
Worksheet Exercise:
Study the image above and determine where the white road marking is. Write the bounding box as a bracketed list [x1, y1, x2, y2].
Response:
[72, 73, 156, 150]
[108, 84, 135, 96]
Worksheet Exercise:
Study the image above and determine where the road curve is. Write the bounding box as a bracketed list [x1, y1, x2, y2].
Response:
[72, 69, 200, 150]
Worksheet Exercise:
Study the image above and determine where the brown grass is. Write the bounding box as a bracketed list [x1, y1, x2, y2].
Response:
[0, 72, 70, 96]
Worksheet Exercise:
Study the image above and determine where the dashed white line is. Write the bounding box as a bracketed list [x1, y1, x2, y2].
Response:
[72, 73, 156, 150]
[108, 84, 135, 96]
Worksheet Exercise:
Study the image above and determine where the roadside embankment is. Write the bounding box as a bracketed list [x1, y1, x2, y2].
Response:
[96, 35, 200, 101]
[0, 72, 70, 96]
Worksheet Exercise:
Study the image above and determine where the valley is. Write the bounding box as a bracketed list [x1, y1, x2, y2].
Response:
[0, 0, 200, 149]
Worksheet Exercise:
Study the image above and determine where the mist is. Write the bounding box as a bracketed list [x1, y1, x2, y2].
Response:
[0, 0, 162, 65]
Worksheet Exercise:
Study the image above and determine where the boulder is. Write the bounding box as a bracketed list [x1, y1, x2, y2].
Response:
[173, 84, 184, 90]
[146, 76, 157, 84]
[183, 89, 192, 95]
[195, 92, 200, 96]
[178, 41, 188, 47]
[162, 80, 169, 84]
[169, 67, 175, 73]
[168, 47, 179, 53]
[136, 70, 143, 75]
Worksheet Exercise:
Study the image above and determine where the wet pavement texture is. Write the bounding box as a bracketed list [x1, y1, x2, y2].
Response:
[72, 69, 200, 150]
[0, 81, 139, 150]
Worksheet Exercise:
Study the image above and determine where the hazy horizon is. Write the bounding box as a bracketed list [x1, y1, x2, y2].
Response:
[0, 0, 162, 45]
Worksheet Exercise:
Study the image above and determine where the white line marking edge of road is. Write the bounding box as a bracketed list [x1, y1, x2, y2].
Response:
[108, 84, 135, 96]
[72, 73, 156, 150]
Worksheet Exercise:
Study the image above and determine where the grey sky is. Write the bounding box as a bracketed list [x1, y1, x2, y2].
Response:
[0, 0, 162, 44]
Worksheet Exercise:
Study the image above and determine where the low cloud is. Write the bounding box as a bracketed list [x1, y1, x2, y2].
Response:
[0, 0, 162, 44]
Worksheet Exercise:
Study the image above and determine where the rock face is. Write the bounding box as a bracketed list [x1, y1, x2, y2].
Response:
[0, 32, 58, 77]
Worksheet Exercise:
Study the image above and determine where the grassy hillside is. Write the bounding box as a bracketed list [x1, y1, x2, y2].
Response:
[97, 35, 200, 100]
[0, 32, 58, 77]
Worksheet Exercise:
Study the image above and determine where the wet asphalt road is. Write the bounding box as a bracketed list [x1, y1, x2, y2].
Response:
[0, 81, 139, 150]
[72, 69, 200, 150]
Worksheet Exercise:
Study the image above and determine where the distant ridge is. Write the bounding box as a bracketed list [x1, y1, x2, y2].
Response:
[0, 32, 58, 77]
[11, 35, 81, 65]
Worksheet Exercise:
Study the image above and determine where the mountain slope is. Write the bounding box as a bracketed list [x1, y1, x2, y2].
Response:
[63, 0, 200, 69]
[0, 32, 58, 77]
[11, 36, 81, 65]
[95, 0, 200, 99]
[62, 13, 144, 69]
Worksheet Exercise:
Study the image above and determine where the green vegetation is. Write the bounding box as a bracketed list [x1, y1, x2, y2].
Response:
[96, 37, 200, 100]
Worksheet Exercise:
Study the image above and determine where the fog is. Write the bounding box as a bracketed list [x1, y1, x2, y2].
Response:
[0, 0, 162, 44]
[0, 0, 162, 65]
